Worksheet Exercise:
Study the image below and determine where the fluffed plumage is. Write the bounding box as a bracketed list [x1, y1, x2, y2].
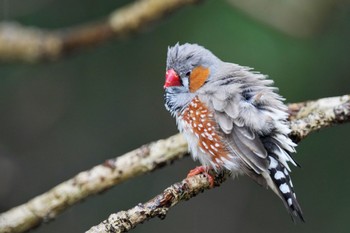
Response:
[164, 43, 304, 221]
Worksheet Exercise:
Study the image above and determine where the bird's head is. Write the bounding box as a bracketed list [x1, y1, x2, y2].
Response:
[164, 43, 221, 92]
[164, 43, 221, 114]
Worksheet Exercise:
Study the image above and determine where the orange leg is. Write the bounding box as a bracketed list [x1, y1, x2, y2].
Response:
[187, 166, 215, 188]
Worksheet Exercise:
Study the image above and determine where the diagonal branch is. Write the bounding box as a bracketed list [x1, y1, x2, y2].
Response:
[0, 94, 349, 233]
[87, 171, 230, 233]
[0, 134, 188, 233]
[0, 0, 201, 62]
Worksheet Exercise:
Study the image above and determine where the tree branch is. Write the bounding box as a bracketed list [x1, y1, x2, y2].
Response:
[87, 171, 230, 233]
[288, 94, 350, 142]
[0, 134, 188, 233]
[0, 94, 349, 233]
[0, 0, 201, 62]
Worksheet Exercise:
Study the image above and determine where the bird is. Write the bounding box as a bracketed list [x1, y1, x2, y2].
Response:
[163, 43, 304, 221]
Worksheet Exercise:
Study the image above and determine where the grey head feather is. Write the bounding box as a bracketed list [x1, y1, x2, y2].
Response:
[165, 43, 222, 114]
[166, 43, 221, 81]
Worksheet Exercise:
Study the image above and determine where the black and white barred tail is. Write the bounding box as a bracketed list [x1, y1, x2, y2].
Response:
[268, 156, 304, 222]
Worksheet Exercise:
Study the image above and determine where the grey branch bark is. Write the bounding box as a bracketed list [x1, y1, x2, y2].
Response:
[0, 134, 188, 233]
[0, 94, 349, 233]
[87, 171, 230, 233]
[288, 94, 350, 142]
[0, 0, 201, 62]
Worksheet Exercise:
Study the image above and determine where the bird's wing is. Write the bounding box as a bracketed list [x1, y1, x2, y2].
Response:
[198, 82, 270, 174]
[222, 112, 269, 174]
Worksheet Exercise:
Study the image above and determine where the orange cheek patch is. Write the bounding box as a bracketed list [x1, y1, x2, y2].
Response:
[189, 66, 210, 92]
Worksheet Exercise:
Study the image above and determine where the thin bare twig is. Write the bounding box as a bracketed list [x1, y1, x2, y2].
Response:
[0, 0, 201, 62]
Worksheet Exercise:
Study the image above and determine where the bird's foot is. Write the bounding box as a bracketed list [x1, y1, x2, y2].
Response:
[187, 166, 215, 188]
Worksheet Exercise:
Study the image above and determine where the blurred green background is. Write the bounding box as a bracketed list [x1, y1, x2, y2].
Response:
[0, 0, 349, 232]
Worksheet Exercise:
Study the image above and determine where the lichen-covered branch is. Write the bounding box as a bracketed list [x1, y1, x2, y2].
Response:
[0, 134, 188, 233]
[86, 171, 230, 233]
[0, 94, 349, 233]
[288, 94, 350, 142]
[86, 94, 350, 233]
[0, 0, 201, 62]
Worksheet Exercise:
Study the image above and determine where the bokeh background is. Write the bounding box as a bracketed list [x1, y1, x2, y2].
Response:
[0, 0, 349, 232]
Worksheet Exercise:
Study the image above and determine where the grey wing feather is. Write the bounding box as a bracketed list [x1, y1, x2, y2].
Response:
[212, 97, 226, 111]
[227, 124, 268, 174]
[223, 101, 239, 119]
[199, 91, 270, 175]
[235, 125, 267, 159]
[235, 124, 255, 140]
[216, 112, 233, 134]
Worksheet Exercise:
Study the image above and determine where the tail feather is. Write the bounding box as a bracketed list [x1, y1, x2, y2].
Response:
[267, 156, 304, 222]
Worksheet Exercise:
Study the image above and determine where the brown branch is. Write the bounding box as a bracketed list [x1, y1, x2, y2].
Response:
[0, 0, 201, 62]
[86, 94, 350, 233]
[0, 94, 349, 233]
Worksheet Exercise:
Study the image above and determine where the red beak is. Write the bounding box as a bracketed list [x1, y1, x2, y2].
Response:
[164, 69, 181, 89]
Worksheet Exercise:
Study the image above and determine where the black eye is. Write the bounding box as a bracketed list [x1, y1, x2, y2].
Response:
[186, 71, 191, 77]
